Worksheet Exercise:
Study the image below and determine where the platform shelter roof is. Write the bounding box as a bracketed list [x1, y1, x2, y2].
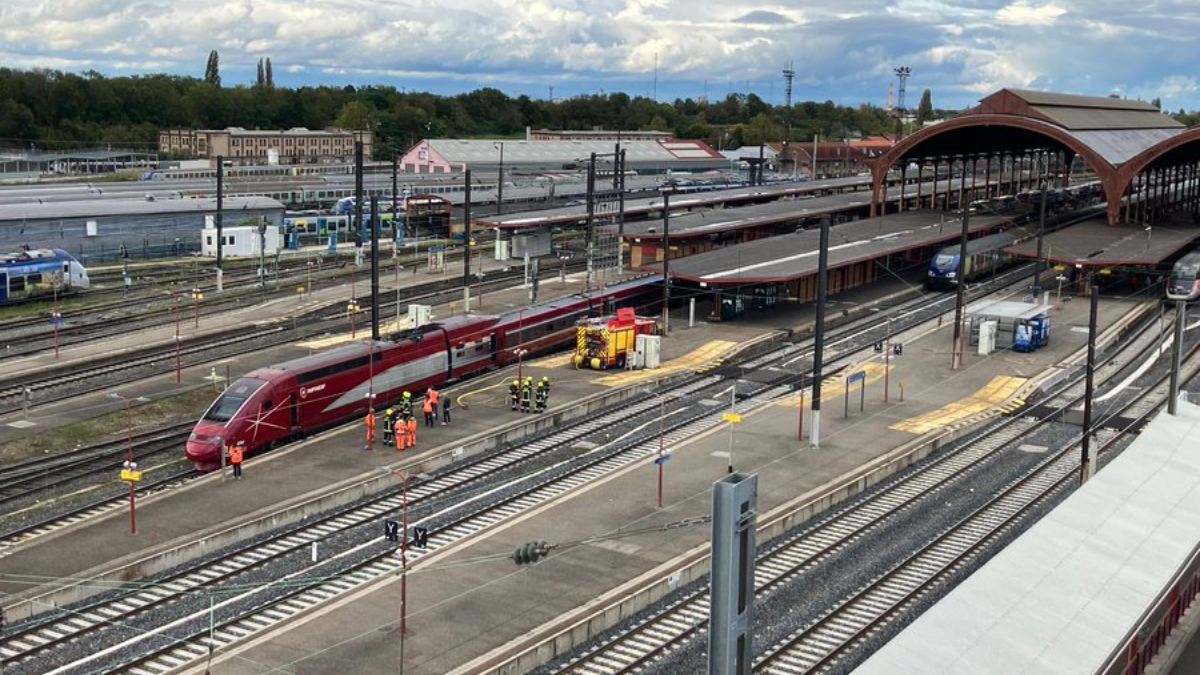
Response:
[871, 89, 1195, 225]
[854, 398, 1200, 675]
[658, 209, 1016, 286]
[0, 196, 284, 222]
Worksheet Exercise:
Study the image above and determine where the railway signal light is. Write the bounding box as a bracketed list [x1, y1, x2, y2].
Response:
[511, 540, 549, 566]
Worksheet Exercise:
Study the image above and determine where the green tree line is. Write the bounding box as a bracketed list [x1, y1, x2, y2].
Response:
[1, 67, 1196, 158]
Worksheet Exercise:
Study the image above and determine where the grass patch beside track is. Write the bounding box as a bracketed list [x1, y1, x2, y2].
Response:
[0, 387, 216, 466]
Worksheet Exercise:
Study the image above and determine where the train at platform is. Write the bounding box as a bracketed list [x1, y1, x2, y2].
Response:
[0, 248, 90, 303]
[926, 231, 1026, 290]
[185, 276, 661, 470]
[283, 195, 457, 246]
[1167, 250, 1200, 302]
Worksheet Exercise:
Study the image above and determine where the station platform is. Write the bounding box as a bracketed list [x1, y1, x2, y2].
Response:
[0, 274, 1145, 674]
[183, 290, 1142, 675]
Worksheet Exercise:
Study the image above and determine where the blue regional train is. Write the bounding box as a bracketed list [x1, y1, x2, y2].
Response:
[926, 231, 1026, 290]
[0, 249, 90, 303]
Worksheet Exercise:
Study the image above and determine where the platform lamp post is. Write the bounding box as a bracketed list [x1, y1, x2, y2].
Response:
[50, 306, 62, 359]
[643, 388, 670, 508]
[348, 298, 360, 339]
[306, 261, 314, 298]
[380, 467, 430, 675]
[1055, 273, 1067, 311]
[110, 392, 150, 535]
[191, 287, 203, 328]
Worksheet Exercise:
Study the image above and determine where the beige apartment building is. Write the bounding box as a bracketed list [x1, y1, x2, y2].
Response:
[158, 127, 373, 165]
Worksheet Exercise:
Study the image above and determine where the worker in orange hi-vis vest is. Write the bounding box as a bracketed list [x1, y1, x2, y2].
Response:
[406, 416, 418, 447]
[395, 419, 409, 451]
[364, 410, 376, 451]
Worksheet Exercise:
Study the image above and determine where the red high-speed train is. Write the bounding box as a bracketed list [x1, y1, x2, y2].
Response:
[186, 276, 661, 470]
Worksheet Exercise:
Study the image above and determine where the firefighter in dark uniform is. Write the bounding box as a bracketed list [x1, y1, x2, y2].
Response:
[398, 391, 413, 422]
[383, 408, 396, 447]
[535, 379, 548, 413]
[509, 379, 521, 411]
[520, 377, 533, 413]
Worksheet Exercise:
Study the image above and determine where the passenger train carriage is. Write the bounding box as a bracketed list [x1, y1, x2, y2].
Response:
[186, 276, 660, 470]
[1167, 251, 1200, 302]
[0, 248, 90, 303]
[926, 231, 1025, 290]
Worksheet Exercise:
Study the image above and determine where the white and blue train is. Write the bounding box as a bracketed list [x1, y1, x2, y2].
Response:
[926, 231, 1025, 290]
[0, 249, 90, 303]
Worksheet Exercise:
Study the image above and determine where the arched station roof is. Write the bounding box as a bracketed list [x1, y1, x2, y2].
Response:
[871, 89, 1192, 224]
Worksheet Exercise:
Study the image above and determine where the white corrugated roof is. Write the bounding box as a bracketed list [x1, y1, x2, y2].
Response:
[427, 139, 719, 164]
[0, 196, 284, 221]
[854, 398, 1200, 675]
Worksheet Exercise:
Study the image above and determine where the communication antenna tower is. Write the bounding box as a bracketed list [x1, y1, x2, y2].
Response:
[782, 62, 795, 174]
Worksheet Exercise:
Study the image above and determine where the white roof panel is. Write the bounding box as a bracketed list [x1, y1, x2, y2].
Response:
[854, 398, 1200, 675]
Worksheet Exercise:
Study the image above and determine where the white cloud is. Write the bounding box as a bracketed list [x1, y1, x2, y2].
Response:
[995, 2, 1068, 26]
[0, 0, 1197, 109]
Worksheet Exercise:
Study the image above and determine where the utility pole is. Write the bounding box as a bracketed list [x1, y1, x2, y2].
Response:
[463, 169, 472, 312]
[952, 208, 970, 370]
[215, 155, 224, 291]
[811, 219, 830, 450]
[1033, 181, 1047, 296]
[585, 153, 596, 292]
[661, 190, 670, 334]
[370, 196, 381, 341]
[1080, 284, 1098, 485]
[1170, 299, 1185, 415]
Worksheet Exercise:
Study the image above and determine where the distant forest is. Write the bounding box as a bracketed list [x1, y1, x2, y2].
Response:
[1, 66, 1197, 158]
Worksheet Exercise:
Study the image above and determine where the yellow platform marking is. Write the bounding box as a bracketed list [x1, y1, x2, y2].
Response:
[591, 340, 739, 387]
[776, 362, 892, 408]
[890, 376, 1027, 434]
[297, 317, 411, 350]
[525, 353, 574, 369]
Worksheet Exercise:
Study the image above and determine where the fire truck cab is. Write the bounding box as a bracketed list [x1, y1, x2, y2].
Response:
[574, 308, 659, 370]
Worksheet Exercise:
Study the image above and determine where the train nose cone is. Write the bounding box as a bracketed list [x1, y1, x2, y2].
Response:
[186, 439, 221, 471]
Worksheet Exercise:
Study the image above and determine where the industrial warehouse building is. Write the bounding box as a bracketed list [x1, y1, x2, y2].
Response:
[158, 128, 373, 166]
[398, 136, 726, 175]
[0, 196, 284, 262]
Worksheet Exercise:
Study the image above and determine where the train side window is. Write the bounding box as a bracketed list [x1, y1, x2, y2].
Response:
[10, 276, 24, 293]
[27, 273, 41, 285]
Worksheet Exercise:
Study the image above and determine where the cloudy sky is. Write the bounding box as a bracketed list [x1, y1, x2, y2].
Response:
[2, 0, 1198, 111]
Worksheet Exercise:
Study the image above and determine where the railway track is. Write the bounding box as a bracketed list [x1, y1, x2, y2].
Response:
[0, 266, 1048, 674]
[536, 302, 1187, 675]
[0, 264, 573, 416]
[0, 246, 476, 354]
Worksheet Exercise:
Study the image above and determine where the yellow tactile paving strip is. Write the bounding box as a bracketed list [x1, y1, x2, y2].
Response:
[296, 317, 411, 349]
[776, 362, 892, 408]
[591, 340, 739, 387]
[890, 376, 1027, 434]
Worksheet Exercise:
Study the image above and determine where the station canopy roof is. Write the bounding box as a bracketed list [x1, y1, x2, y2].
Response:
[0, 196, 284, 221]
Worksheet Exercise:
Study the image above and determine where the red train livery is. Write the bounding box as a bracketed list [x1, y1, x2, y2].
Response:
[186, 276, 660, 470]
